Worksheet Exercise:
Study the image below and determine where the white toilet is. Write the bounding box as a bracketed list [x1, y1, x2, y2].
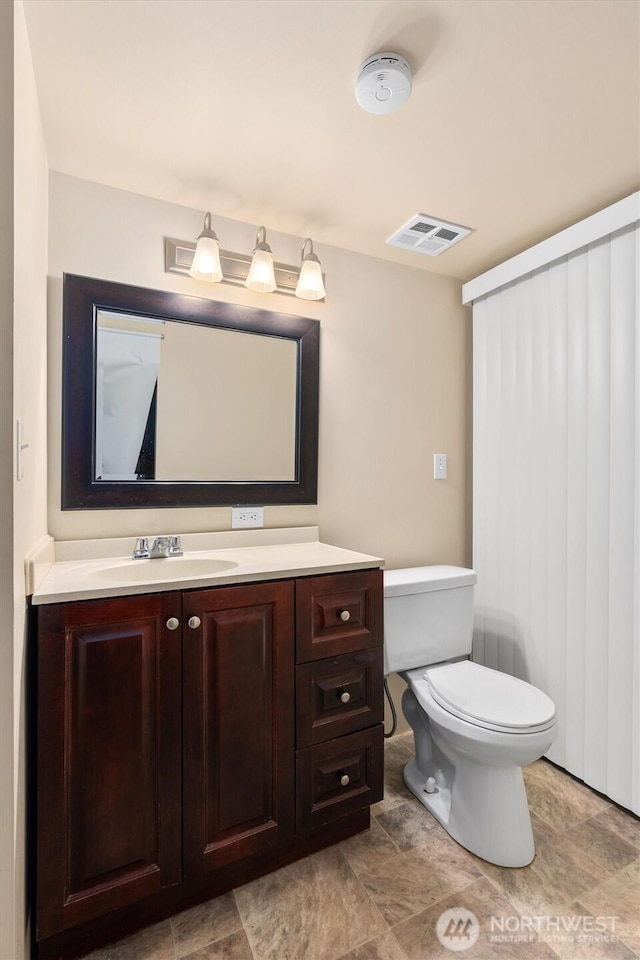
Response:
[384, 565, 556, 867]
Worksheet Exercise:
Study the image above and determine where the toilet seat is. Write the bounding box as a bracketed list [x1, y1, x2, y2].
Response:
[421, 661, 556, 733]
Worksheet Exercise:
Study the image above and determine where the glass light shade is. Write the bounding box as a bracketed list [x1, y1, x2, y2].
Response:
[245, 249, 276, 293]
[295, 258, 326, 300]
[189, 236, 223, 282]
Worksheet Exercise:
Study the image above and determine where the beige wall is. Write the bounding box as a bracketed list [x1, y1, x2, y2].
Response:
[0, 3, 16, 956]
[1, 3, 50, 959]
[48, 173, 471, 571]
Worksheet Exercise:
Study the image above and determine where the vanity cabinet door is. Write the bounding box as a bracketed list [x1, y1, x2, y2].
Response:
[37, 593, 182, 939]
[182, 580, 295, 876]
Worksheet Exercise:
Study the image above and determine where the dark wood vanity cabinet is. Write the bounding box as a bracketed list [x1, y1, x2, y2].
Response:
[35, 569, 383, 959]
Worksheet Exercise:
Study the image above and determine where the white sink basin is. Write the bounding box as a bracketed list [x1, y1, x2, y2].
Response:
[95, 557, 239, 583]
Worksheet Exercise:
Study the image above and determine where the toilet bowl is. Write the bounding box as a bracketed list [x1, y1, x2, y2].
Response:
[384, 566, 557, 867]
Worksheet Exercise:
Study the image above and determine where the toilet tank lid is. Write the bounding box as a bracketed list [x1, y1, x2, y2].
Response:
[383, 565, 477, 597]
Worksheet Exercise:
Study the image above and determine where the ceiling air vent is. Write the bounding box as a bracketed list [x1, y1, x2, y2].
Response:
[387, 214, 472, 256]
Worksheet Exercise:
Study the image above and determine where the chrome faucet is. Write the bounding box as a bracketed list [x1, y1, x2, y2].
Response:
[132, 535, 183, 559]
[150, 535, 183, 558]
[132, 537, 150, 559]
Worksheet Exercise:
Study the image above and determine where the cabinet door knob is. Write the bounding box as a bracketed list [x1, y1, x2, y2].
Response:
[338, 609, 351, 622]
[166, 617, 180, 631]
[188, 616, 201, 629]
[339, 690, 351, 704]
[339, 774, 350, 787]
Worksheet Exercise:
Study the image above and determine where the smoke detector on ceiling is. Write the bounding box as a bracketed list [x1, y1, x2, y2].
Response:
[356, 52, 412, 115]
[387, 214, 472, 256]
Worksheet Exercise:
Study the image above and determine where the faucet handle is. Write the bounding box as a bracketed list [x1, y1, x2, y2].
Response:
[169, 535, 183, 557]
[133, 537, 150, 559]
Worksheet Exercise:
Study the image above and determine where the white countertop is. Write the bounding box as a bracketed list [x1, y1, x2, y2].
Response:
[29, 528, 383, 605]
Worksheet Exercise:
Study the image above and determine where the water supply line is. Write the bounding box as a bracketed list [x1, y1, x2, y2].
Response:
[383, 677, 397, 738]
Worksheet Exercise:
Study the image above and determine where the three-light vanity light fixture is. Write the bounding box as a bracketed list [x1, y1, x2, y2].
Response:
[177, 212, 326, 301]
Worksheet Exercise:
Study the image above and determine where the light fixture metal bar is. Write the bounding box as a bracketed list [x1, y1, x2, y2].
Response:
[164, 237, 303, 296]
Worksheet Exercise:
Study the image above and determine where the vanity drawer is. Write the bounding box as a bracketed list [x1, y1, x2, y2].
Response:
[296, 726, 384, 830]
[295, 569, 383, 663]
[296, 649, 383, 747]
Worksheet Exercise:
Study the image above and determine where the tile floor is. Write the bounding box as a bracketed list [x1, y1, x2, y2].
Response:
[84, 734, 640, 960]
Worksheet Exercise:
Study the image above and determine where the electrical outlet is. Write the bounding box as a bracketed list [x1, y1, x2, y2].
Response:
[231, 506, 264, 529]
[434, 454, 447, 480]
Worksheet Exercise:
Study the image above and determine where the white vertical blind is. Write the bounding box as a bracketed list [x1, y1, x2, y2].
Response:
[472, 222, 639, 814]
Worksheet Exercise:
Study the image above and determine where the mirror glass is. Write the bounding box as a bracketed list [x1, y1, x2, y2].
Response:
[61, 275, 319, 509]
[95, 310, 297, 482]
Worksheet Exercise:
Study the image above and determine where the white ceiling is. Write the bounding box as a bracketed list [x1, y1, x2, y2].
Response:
[23, 0, 640, 281]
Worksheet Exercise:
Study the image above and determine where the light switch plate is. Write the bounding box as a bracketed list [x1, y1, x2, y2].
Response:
[16, 419, 29, 481]
[434, 454, 447, 480]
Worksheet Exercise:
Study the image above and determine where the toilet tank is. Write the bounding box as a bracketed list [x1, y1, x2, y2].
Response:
[383, 566, 477, 676]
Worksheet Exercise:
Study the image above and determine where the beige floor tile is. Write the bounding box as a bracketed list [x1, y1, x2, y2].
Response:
[539, 901, 636, 959]
[375, 800, 440, 853]
[588, 805, 640, 852]
[523, 761, 610, 832]
[180, 930, 254, 960]
[235, 846, 386, 960]
[234, 845, 338, 911]
[392, 877, 560, 960]
[385, 737, 413, 763]
[171, 893, 243, 958]
[371, 739, 416, 815]
[531, 812, 558, 845]
[358, 830, 482, 926]
[391, 732, 414, 755]
[335, 930, 408, 960]
[564, 818, 638, 880]
[371, 795, 410, 817]
[339, 816, 402, 875]
[580, 859, 640, 955]
[82, 921, 174, 960]
[477, 832, 602, 916]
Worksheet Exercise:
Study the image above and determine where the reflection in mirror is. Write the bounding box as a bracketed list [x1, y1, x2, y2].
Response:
[61, 274, 319, 509]
[95, 312, 162, 481]
[95, 311, 297, 482]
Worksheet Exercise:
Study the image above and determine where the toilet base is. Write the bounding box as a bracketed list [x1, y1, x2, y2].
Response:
[403, 756, 535, 867]
[400, 687, 538, 868]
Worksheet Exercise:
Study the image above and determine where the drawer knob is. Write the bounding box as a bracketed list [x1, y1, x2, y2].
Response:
[338, 609, 351, 622]
[166, 617, 180, 631]
[339, 774, 350, 787]
[339, 690, 351, 704]
[188, 616, 201, 629]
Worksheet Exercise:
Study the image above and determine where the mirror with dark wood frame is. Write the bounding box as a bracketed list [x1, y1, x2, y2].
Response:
[61, 274, 320, 509]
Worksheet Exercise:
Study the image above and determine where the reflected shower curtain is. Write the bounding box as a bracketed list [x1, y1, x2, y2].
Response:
[472, 222, 639, 813]
[95, 327, 162, 480]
